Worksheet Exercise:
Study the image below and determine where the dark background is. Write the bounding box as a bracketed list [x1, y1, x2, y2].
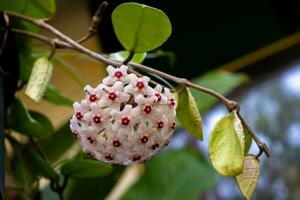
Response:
[90, 0, 300, 78]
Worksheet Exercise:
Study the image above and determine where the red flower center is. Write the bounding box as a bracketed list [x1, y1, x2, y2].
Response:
[157, 121, 164, 129]
[143, 105, 152, 113]
[108, 92, 117, 101]
[114, 71, 123, 79]
[140, 135, 148, 144]
[168, 98, 176, 106]
[87, 136, 96, 144]
[105, 154, 114, 161]
[164, 140, 170, 147]
[93, 115, 101, 123]
[89, 94, 97, 102]
[76, 112, 83, 120]
[121, 117, 130, 126]
[155, 93, 161, 102]
[171, 122, 176, 129]
[132, 155, 141, 161]
[112, 139, 121, 147]
[72, 131, 79, 139]
[151, 143, 159, 150]
[136, 81, 144, 90]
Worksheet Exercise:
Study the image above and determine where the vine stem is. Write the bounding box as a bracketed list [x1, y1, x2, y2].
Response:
[4, 11, 235, 109]
[3, 11, 270, 157]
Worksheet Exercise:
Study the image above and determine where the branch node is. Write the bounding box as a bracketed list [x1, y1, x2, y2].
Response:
[36, 19, 45, 26]
[177, 78, 187, 85]
[257, 142, 270, 158]
[228, 100, 240, 112]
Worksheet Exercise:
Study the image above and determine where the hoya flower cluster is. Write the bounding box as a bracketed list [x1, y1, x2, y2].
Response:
[70, 65, 176, 165]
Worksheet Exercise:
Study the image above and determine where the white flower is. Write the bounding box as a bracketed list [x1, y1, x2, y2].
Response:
[110, 104, 140, 131]
[98, 81, 130, 109]
[153, 84, 167, 104]
[70, 65, 176, 165]
[124, 74, 154, 96]
[102, 65, 129, 85]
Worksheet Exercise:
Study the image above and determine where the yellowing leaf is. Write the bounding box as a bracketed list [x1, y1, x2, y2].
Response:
[233, 110, 245, 152]
[176, 88, 203, 140]
[244, 126, 253, 154]
[236, 155, 260, 200]
[25, 57, 53, 103]
[208, 112, 244, 176]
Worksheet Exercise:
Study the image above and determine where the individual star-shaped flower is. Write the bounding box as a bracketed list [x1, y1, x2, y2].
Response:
[110, 104, 140, 132]
[83, 85, 102, 102]
[153, 84, 167, 104]
[73, 101, 89, 121]
[124, 74, 154, 96]
[98, 81, 130, 109]
[102, 65, 129, 85]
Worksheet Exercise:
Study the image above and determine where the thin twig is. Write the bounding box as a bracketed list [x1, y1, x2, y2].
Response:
[0, 29, 8, 55]
[77, 1, 108, 44]
[4, 10, 270, 158]
[237, 112, 270, 157]
[9, 28, 72, 49]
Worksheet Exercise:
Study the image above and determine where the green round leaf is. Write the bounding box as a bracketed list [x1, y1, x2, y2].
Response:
[236, 155, 260, 200]
[110, 51, 147, 64]
[176, 87, 203, 140]
[61, 159, 112, 179]
[209, 112, 245, 176]
[112, 3, 172, 53]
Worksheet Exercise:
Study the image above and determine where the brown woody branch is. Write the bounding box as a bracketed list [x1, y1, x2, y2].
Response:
[3, 10, 270, 158]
